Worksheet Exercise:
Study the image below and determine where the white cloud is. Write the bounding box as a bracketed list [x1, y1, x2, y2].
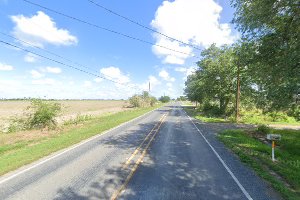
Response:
[83, 81, 92, 87]
[11, 11, 78, 47]
[32, 78, 56, 85]
[159, 69, 176, 82]
[151, 0, 237, 64]
[174, 67, 186, 72]
[94, 78, 103, 83]
[24, 53, 38, 63]
[166, 82, 172, 87]
[0, 62, 14, 71]
[30, 70, 44, 79]
[42, 66, 62, 74]
[175, 66, 197, 80]
[152, 36, 193, 65]
[100, 66, 130, 84]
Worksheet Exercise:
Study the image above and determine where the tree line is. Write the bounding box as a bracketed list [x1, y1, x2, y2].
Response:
[185, 0, 299, 121]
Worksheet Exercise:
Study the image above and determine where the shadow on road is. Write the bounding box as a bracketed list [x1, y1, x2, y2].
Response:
[52, 111, 251, 200]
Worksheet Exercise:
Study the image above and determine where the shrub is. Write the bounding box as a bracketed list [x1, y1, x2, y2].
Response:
[129, 92, 157, 107]
[27, 99, 62, 129]
[201, 102, 222, 117]
[150, 97, 157, 107]
[129, 95, 142, 107]
[288, 105, 300, 121]
[159, 95, 171, 103]
[7, 117, 28, 133]
[256, 124, 271, 135]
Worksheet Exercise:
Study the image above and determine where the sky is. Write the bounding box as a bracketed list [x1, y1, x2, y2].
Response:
[0, 0, 239, 99]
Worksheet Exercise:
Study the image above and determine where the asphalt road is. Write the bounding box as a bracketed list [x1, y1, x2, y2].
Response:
[0, 104, 281, 200]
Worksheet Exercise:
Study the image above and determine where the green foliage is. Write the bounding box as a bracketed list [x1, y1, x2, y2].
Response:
[218, 129, 300, 199]
[185, 44, 249, 116]
[7, 117, 28, 133]
[27, 99, 61, 129]
[129, 95, 142, 108]
[128, 91, 157, 108]
[288, 105, 300, 121]
[63, 114, 93, 125]
[256, 124, 271, 135]
[159, 95, 171, 103]
[150, 97, 157, 107]
[176, 96, 187, 101]
[231, 0, 300, 110]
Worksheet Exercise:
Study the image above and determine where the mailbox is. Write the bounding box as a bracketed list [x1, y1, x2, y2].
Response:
[267, 134, 281, 141]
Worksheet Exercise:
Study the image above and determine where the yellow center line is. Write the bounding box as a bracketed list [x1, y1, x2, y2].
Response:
[122, 114, 166, 169]
[110, 113, 168, 200]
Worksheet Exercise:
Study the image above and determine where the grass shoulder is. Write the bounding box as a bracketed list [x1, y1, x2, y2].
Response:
[183, 106, 300, 126]
[0, 105, 161, 176]
[217, 128, 300, 200]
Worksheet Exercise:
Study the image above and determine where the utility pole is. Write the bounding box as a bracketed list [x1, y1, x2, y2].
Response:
[235, 63, 241, 123]
[149, 82, 151, 92]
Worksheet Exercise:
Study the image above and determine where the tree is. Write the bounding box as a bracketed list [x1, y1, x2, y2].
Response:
[231, 0, 300, 110]
[159, 95, 171, 103]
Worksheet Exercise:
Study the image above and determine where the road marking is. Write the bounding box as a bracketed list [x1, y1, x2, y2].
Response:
[0, 107, 160, 185]
[122, 115, 165, 169]
[184, 109, 253, 200]
[111, 114, 167, 200]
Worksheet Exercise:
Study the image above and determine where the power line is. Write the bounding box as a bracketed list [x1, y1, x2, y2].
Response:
[22, 0, 199, 59]
[0, 31, 122, 82]
[87, 0, 202, 51]
[0, 39, 142, 91]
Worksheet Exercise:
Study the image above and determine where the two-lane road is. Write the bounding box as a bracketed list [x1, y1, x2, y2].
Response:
[0, 104, 280, 200]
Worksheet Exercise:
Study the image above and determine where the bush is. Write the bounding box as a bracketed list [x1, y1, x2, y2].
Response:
[27, 99, 62, 129]
[129, 95, 142, 107]
[150, 97, 157, 107]
[288, 105, 300, 121]
[159, 95, 170, 103]
[256, 124, 271, 135]
[129, 92, 157, 107]
[7, 117, 28, 133]
[202, 102, 222, 117]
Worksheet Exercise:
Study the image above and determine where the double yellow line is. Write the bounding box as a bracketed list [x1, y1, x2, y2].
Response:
[111, 113, 168, 200]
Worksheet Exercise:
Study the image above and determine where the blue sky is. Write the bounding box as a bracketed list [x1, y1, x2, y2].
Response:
[0, 0, 238, 99]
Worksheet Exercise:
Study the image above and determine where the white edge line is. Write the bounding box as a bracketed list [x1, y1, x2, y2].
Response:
[183, 110, 253, 200]
[0, 107, 160, 185]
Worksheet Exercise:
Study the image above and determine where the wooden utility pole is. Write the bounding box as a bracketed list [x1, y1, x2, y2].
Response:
[235, 64, 241, 123]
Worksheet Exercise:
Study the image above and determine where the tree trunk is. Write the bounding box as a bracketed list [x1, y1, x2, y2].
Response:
[235, 64, 241, 123]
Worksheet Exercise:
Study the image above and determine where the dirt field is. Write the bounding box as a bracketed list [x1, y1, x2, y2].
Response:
[0, 100, 130, 130]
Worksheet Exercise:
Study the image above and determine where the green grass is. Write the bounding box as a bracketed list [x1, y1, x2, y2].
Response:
[183, 106, 300, 125]
[183, 106, 234, 123]
[0, 106, 160, 176]
[218, 129, 300, 200]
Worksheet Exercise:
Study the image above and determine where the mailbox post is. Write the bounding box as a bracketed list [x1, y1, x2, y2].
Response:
[266, 134, 281, 162]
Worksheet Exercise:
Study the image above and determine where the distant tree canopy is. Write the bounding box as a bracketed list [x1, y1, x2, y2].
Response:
[176, 96, 187, 101]
[185, 0, 299, 119]
[159, 95, 171, 103]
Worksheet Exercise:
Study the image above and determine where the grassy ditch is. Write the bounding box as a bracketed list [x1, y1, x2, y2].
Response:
[183, 105, 300, 126]
[218, 129, 300, 200]
[0, 106, 160, 176]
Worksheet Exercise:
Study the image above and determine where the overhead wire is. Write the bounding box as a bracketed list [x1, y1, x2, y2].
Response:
[21, 0, 199, 59]
[0, 39, 142, 92]
[0, 31, 125, 83]
[87, 0, 202, 51]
